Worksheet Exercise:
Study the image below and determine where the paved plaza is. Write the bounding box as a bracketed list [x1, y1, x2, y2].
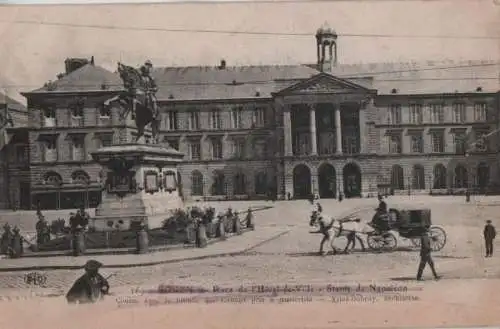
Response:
[1, 195, 500, 328]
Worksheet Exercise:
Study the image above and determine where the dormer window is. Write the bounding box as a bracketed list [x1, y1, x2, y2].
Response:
[42, 107, 56, 127]
[99, 105, 111, 118]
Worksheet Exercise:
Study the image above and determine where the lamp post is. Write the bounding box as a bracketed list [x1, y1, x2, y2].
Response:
[428, 174, 432, 194]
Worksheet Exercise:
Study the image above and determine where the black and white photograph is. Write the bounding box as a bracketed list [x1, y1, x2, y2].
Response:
[0, 0, 499, 328]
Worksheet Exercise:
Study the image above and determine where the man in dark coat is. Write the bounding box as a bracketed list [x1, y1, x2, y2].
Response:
[66, 260, 110, 304]
[417, 228, 440, 281]
[484, 220, 496, 257]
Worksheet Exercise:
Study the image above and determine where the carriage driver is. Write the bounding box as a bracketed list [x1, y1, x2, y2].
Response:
[372, 195, 389, 231]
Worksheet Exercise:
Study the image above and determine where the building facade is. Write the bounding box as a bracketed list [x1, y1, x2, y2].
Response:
[3, 25, 500, 209]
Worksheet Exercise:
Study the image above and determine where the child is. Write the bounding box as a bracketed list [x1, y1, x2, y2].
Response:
[484, 220, 496, 257]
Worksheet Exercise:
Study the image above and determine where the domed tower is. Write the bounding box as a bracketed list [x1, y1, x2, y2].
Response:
[316, 23, 338, 73]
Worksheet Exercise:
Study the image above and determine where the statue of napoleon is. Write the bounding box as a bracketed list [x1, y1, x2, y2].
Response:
[104, 60, 160, 144]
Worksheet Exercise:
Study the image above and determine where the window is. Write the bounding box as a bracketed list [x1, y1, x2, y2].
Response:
[41, 137, 57, 162]
[211, 171, 225, 196]
[44, 172, 62, 186]
[231, 107, 243, 129]
[252, 107, 266, 127]
[412, 165, 425, 190]
[474, 131, 488, 152]
[452, 103, 466, 123]
[210, 109, 222, 129]
[410, 133, 423, 153]
[71, 135, 85, 161]
[70, 102, 84, 127]
[188, 140, 201, 160]
[409, 104, 423, 124]
[231, 138, 245, 159]
[99, 105, 111, 118]
[388, 104, 401, 124]
[433, 164, 447, 189]
[454, 132, 466, 155]
[253, 139, 267, 159]
[188, 111, 200, 130]
[211, 138, 223, 159]
[164, 111, 178, 131]
[96, 133, 113, 148]
[72, 171, 90, 185]
[454, 165, 468, 188]
[233, 172, 246, 195]
[430, 131, 444, 153]
[254, 172, 268, 195]
[474, 103, 487, 122]
[164, 137, 179, 150]
[15, 145, 26, 164]
[429, 104, 444, 123]
[390, 165, 404, 190]
[387, 133, 402, 154]
[42, 107, 56, 127]
[191, 170, 204, 196]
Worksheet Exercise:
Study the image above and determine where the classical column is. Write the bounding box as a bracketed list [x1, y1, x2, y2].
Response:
[335, 105, 343, 155]
[283, 107, 293, 156]
[309, 105, 318, 155]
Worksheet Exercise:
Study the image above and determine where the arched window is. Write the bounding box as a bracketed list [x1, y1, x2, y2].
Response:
[191, 171, 203, 196]
[454, 165, 468, 188]
[43, 172, 62, 187]
[211, 170, 226, 196]
[412, 165, 425, 190]
[255, 172, 268, 195]
[233, 171, 246, 195]
[71, 170, 90, 185]
[477, 163, 490, 189]
[433, 164, 447, 189]
[390, 165, 404, 190]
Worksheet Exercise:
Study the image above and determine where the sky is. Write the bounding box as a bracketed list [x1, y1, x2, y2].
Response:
[0, 0, 498, 104]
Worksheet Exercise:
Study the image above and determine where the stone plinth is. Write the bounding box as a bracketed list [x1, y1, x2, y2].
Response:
[91, 144, 185, 231]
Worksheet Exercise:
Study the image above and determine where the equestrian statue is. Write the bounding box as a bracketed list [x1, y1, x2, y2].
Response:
[104, 60, 161, 144]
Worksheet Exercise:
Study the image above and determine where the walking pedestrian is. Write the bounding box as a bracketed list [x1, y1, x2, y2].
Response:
[416, 228, 440, 281]
[484, 220, 496, 257]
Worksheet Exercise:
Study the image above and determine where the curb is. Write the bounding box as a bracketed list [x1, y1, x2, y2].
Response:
[0, 230, 290, 273]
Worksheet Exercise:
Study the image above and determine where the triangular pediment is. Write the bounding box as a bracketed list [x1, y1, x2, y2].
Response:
[274, 72, 373, 96]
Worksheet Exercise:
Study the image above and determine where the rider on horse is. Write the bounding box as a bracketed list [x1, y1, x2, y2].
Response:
[139, 60, 159, 116]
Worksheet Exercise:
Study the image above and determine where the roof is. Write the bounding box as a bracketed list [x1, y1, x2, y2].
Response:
[25, 64, 124, 94]
[0, 92, 27, 127]
[24, 59, 500, 101]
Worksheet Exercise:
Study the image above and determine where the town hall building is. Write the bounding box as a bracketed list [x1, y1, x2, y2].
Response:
[2, 24, 500, 209]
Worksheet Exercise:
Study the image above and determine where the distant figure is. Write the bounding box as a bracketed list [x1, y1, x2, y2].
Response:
[35, 215, 50, 245]
[10, 226, 23, 257]
[66, 260, 110, 304]
[416, 228, 440, 281]
[484, 220, 496, 257]
[1, 224, 12, 255]
[377, 194, 387, 213]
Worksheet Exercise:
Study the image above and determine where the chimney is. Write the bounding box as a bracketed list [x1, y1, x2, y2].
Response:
[64, 57, 90, 74]
[219, 59, 226, 70]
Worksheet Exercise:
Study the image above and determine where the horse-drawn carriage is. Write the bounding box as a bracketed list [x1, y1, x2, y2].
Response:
[367, 208, 447, 252]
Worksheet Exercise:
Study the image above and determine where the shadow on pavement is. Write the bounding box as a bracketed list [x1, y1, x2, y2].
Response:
[434, 255, 469, 259]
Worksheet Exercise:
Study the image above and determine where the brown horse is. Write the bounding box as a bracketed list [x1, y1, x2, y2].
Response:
[105, 62, 160, 144]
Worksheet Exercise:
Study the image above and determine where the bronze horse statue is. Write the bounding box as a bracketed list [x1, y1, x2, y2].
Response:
[104, 62, 160, 144]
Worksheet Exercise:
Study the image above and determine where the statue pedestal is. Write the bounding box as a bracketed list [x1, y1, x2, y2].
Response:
[91, 144, 185, 232]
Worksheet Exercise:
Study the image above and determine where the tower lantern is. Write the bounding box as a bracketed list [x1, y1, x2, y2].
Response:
[316, 22, 338, 73]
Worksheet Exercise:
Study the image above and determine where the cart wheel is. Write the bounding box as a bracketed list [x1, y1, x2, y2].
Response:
[429, 226, 446, 251]
[410, 238, 421, 248]
[367, 233, 385, 251]
[381, 232, 397, 251]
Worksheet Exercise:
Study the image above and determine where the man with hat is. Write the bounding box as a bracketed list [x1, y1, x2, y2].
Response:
[66, 260, 110, 304]
[483, 220, 496, 257]
[416, 227, 440, 281]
